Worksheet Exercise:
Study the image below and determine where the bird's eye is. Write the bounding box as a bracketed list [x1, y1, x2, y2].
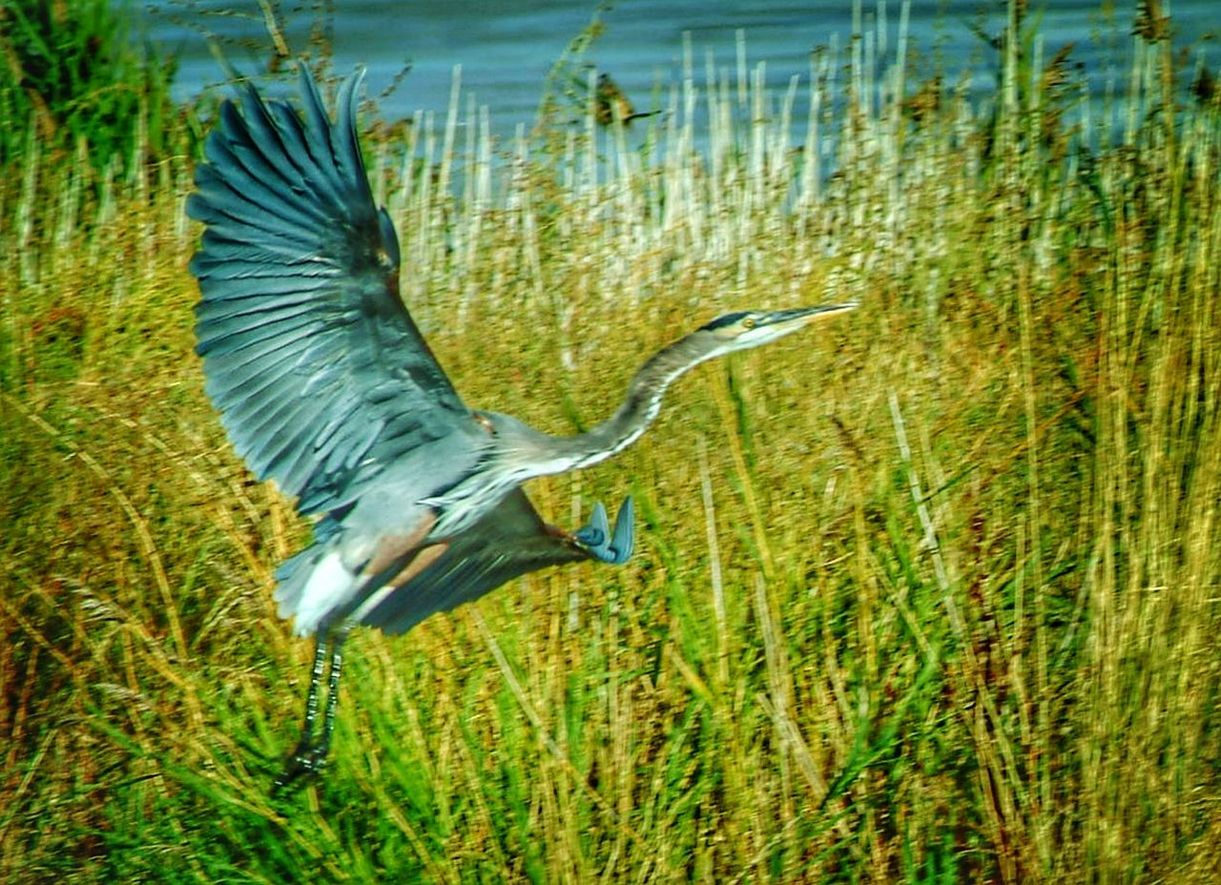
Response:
[742, 317, 757, 330]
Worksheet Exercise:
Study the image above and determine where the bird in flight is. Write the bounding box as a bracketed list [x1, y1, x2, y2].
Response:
[187, 65, 856, 790]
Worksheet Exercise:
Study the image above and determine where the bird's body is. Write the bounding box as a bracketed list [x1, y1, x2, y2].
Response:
[187, 65, 855, 788]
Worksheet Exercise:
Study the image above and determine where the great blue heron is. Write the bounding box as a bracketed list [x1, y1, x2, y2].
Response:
[187, 65, 856, 790]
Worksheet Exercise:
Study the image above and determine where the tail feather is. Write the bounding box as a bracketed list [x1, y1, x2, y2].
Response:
[273, 543, 358, 636]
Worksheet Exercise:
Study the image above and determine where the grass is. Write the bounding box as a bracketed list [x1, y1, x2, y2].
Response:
[1, 1, 1218, 880]
[0, 0, 180, 180]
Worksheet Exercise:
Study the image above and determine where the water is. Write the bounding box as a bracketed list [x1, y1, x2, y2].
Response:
[146, 0, 1216, 139]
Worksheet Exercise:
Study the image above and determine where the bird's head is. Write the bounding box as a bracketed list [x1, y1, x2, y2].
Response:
[698, 303, 858, 357]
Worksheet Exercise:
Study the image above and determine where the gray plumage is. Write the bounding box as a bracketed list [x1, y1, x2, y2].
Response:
[187, 64, 856, 788]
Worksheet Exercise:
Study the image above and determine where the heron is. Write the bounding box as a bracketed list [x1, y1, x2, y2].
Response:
[186, 65, 856, 790]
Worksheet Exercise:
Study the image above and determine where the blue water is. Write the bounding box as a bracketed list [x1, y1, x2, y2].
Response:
[146, 0, 1216, 137]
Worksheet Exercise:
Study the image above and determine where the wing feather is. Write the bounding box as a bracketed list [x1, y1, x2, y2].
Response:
[189, 65, 470, 514]
[206, 133, 328, 231]
[199, 313, 322, 361]
[358, 489, 597, 635]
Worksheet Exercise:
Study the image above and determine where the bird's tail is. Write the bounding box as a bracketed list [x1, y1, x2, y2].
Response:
[273, 542, 359, 637]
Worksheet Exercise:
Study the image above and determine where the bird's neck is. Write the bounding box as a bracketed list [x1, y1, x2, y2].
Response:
[550, 334, 715, 470]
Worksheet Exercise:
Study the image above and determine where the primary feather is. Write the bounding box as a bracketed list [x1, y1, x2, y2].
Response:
[188, 67, 468, 518]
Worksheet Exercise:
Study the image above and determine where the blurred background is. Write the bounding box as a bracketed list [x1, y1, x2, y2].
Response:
[144, 0, 1218, 140]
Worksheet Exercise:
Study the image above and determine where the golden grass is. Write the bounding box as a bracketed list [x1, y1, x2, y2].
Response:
[1, 7, 1217, 881]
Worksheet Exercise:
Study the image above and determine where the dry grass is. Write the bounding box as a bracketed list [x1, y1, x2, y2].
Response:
[1, 4, 1218, 881]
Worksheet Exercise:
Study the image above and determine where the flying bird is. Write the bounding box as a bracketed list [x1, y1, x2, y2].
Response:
[187, 65, 856, 789]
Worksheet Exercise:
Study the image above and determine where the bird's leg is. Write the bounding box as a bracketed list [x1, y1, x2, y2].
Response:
[299, 635, 330, 745]
[273, 630, 347, 792]
[316, 635, 346, 762]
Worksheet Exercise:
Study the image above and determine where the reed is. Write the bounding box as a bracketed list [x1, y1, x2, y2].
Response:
[1, 1, 1217, 880]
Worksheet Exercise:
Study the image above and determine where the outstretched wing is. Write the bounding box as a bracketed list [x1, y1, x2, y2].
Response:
[187, 66, 469, 515]
[358, 489, 600, 635]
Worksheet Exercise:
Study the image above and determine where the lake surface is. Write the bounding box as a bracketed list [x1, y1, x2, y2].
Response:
[146, 1, 1216, 138]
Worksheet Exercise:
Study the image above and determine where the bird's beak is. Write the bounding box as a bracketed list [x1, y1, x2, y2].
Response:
[760, 302, 859, 334]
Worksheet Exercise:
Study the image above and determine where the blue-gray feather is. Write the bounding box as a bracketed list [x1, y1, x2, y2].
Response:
[189, 66, 469, 515]
[190, 64, 643, 643]
[359, 489, 600, 635]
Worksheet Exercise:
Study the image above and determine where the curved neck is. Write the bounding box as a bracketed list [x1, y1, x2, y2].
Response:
[549, 333, 717, 469]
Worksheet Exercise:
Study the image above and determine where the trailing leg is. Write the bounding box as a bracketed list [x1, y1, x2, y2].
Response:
[273, 630, 347, 792]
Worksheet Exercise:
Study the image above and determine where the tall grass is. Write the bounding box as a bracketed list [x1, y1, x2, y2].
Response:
[1, 1, 1217, 880]
[0, 0, 181, 179]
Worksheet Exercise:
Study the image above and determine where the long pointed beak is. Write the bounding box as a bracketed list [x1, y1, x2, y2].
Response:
[760, 301, 859, 333]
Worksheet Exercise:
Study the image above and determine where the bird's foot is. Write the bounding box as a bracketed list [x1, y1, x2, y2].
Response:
[574, 503, 608, 548]
[272, 738, 330, 794]
[575, 496, 635, 565]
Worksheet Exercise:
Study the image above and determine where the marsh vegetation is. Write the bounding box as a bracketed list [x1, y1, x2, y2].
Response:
[1, 1, 1217, 880]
